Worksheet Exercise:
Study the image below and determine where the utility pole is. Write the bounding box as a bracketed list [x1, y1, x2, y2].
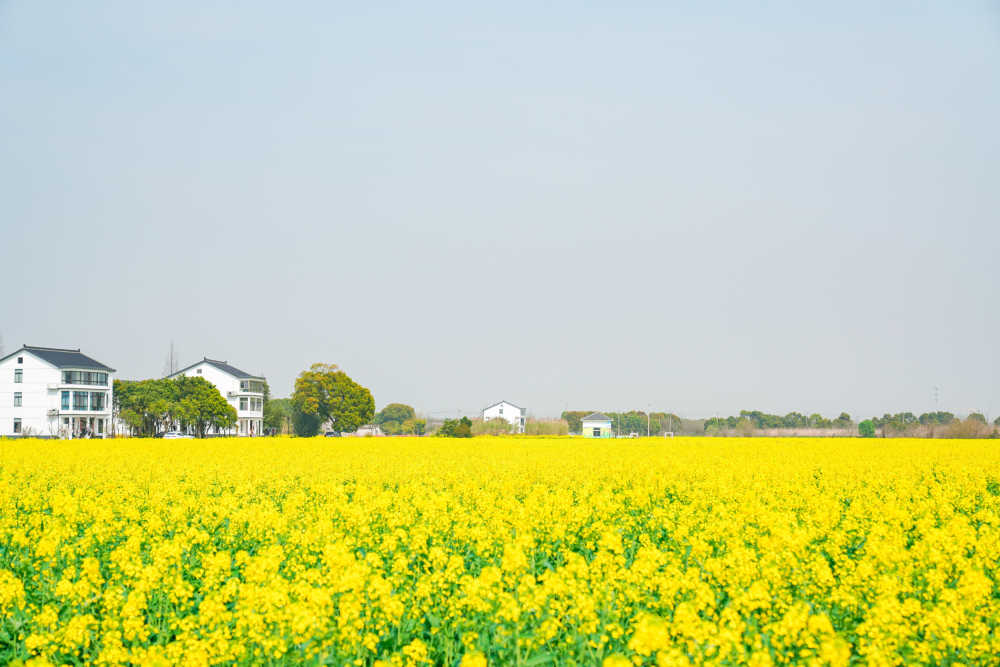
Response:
[163, 340, 178, 377]
[647, 403, 651, 437]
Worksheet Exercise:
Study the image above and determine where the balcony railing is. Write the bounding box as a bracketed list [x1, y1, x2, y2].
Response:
[61, 371, 109, 386]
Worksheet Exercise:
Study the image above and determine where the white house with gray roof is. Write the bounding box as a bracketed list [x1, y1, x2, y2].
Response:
[582, 412, 613, 438]
[482, 400, 526, 433]
[0, 345, 116, 438]
[168, 358, 266, 436]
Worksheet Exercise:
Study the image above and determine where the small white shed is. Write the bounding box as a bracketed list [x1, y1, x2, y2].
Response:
[581, 412, 613, 438]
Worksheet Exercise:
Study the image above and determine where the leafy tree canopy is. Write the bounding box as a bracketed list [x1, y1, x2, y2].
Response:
[292, 363, 375, 435]
[113, 377, 236, 437]
[264, 398, 295, 434]
[400, 418, 427, 436]
[705, 411, 852, 432]
[438, 417, 473, 438]
[173, 376, 238, 438]
[375, 403, 417, 434]
[293, 410, 321, 437]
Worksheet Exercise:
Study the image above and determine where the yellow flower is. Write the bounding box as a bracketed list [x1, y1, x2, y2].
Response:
[460, 651, 488, 667]
[3, 435, 1000, 665]
[602, 654, 631, 667]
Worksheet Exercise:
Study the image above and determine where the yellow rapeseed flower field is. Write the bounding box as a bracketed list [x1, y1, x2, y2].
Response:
[1, 437, 999, 666]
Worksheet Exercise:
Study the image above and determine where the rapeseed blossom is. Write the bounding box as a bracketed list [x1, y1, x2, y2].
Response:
[0, 436, 999, 664]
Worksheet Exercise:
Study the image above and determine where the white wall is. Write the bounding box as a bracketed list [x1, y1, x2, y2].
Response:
[0, 350, 113, 437]
[171, 361, 265, 435]
[482, 401, 526, 433]
[0, 352, 58, 435]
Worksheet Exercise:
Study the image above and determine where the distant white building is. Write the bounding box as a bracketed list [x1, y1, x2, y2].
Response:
[353, 424, 384, 437]
[581, 412, 613, 438]
[168, 358, 266, 436]
[482, 400, 526, 434]
[0, 345, 115, 438]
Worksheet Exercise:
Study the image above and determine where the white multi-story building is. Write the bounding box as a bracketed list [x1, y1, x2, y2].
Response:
[0, 345, 115, 438]
[482, 400, 526, 433]
[168, 358, 266, 436]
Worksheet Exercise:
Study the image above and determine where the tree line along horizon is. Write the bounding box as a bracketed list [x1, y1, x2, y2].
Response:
[112, 362, 1000, 438]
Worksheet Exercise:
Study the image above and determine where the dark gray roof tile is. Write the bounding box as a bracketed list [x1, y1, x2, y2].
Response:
[170, 357, 264, 380]
[7, 345, 116, 372]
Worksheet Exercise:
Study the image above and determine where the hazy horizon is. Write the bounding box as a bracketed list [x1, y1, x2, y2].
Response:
[2, 2, 998, 421]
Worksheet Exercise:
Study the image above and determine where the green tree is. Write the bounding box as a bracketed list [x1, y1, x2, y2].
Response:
[173, 375, 238, 437]
[919, 411, 955, 425]
[293, 409, 321, 437]
[858, 419, 876, 438]
[292, 363, 375, 435]
[114, 378, 179, 436]
[264, 398, 295, 434]
[375, 403, 417, 435]
[439, 417, 472, 438]
[808, 413, 831, 428]
[400, 417, 426, 435]
[969, 412, 987, 424]
[650, 412, 681, 435]
[561, 411, 591, 435]
[114, 376, 238, 437]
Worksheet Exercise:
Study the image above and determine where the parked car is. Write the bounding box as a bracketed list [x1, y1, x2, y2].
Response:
[323, 431, 340, 437]
[161, 431, 194, 439]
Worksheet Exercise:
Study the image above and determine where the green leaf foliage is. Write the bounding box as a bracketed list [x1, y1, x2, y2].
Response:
[375, 403, 417, 435]
[291, 363, 375, 436]
[263, 398, 295, 434]
[113, 376, 236, 437]
[438, 417, 473, 438]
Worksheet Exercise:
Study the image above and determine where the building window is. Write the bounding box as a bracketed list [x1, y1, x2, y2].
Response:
[61, 391, 70, 410]
[63, 418, 69, 426]
[73, 391, 88, 411]
[17, 357, 23, 363]
[197, 369, 202, 374]
[62, 371, 108, 386]
[13, 392, 22, 407]
[14, 369, 22, 383]
[90, 392, 105, 411]
[240, 397, 248, 411]
[593, 427, 601, 437]
[13, 418, 21, 434]
[98, 419, 104, 434]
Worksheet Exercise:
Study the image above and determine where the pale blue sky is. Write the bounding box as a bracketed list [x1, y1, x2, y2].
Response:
[1, 1, 998, 419]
